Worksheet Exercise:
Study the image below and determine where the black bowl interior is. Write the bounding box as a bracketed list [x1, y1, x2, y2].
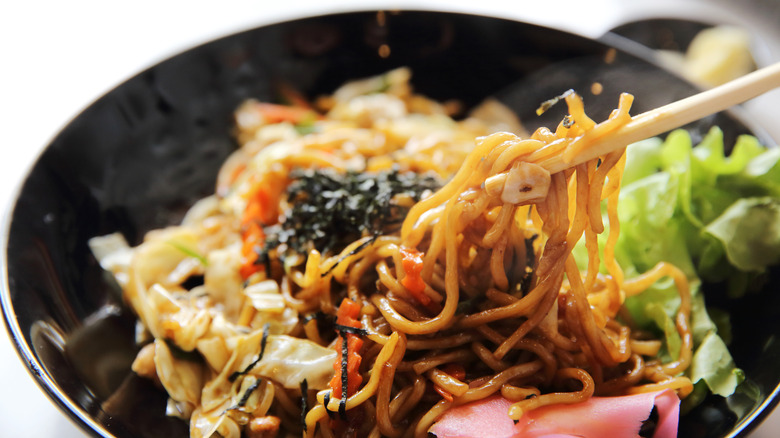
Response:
[2, 10, 779, 438]
[610, 18, 712, 53]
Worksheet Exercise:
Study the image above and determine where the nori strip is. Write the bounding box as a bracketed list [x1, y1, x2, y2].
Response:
[300, 379, 309, 432]
[323, 392, 336, 420]
[229, 323, 270, 382]
[237, 379, 262, 407]
[334, 324, 368, 337]
[535, 89, 574, 116]
[321, 235, 378, 277]
[339, 336, 349, 420]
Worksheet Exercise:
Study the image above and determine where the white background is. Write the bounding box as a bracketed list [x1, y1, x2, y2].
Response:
[1, 1, 779, 437]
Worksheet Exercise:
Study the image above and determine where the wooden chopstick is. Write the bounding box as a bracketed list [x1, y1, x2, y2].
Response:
[548, 61, 780, 174]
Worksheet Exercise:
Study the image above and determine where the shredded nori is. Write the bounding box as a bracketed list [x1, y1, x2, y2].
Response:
[535, 89, 574, 116]
[300, 379, 309, 432]
[321, 235, 378, 277]
[339, 336, 349, 420]
[237, 379, 262, 407]
[257, 167, 440, 262]
[323, 392, 336, 419]
[229, 322, 270, 382]
[334, 324, 368, 336]
[222, 378, 263, 413]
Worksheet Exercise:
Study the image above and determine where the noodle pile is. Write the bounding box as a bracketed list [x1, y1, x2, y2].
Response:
[89, 68, 693, 438]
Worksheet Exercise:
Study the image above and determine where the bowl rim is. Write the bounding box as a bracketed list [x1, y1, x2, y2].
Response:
[1, 206, 107, 437]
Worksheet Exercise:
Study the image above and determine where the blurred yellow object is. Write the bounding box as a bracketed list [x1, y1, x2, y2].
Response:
[684, 26, 756, 87]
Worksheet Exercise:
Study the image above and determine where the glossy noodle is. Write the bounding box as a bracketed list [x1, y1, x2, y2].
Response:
[90, 68, 694, 438]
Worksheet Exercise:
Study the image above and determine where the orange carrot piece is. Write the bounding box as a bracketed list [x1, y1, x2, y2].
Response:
[399, 247, 432, 306]
[433, 363, 466, 403]
[239, 222, 265, 279]
[277, 82, 315, 110]
[434, 384, 455, 403]
[238, 179, 278, 280]
[329, 299, 364, 399]
[251, 102, 318, 125]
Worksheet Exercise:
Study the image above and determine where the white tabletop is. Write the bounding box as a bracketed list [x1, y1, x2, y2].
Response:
[2, 1, 779, 437]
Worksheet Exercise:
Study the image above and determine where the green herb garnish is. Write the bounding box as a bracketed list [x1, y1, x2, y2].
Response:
[166, 240, 208, 266]
[294, 112, 320, 135]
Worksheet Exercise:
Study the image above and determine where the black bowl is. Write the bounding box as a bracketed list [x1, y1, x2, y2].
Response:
[2, 10, 778, 438]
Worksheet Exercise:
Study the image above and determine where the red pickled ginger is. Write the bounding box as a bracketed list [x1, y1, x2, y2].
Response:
[429, 389, 680, 438]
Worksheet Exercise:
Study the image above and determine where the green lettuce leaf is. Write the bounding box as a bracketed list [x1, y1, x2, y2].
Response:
[704, 197, 780, 272]
[575, 127, 780, 402]
[645, 302, 682, 361]
[690, 332, 744, 397]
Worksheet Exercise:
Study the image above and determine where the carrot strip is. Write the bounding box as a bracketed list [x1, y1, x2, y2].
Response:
[239, 178, 282, 280]
[434, 384, 455, 403]
[400, 247, 432, 306]
[251, 102, 320, 125]
[433, 363, 466, 402]
[278, 82, 315, 109]
[240, 222, 265, 279]
[329, 299, 364, 399]
[227, 163, 247, 187]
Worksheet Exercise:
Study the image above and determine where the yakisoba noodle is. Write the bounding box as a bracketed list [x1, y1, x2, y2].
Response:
[89, 68, 693, 438]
